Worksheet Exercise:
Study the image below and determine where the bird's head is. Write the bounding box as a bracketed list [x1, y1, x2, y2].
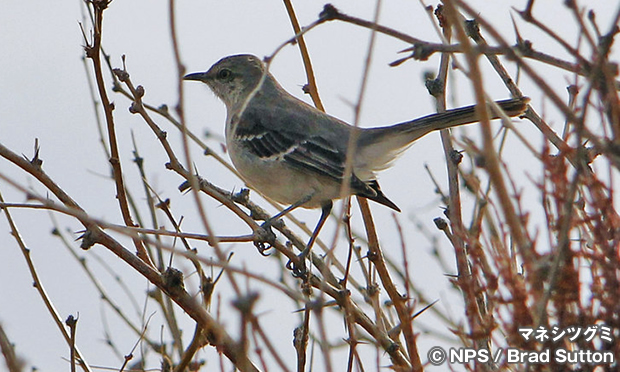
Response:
[184, 54, 269, 110]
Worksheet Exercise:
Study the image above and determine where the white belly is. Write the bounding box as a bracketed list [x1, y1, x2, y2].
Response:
[227, 140, 343, 209]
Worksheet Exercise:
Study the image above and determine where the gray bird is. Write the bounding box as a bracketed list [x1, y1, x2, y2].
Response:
[184, 54, 528, 274]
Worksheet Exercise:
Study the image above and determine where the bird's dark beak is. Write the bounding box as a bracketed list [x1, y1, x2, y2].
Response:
[183, 72, 209, 82]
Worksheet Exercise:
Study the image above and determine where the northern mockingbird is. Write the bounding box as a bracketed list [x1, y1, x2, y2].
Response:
[184, 54, 528, 274]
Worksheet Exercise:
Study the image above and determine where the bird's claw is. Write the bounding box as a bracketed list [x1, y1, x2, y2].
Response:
[253, 222, 276, 256]
[286, 252, 309, 278]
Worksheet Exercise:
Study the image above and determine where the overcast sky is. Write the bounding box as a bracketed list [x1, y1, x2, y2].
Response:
[1, 0, 618, 370]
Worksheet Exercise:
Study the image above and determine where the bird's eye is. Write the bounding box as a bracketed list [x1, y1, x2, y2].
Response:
[217, 68, 232, 80]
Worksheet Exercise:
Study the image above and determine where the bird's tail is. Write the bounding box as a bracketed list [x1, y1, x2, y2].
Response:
[354, 97, 530, 179]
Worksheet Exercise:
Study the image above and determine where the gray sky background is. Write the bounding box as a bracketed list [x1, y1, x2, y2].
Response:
[1, 0, 618, 370]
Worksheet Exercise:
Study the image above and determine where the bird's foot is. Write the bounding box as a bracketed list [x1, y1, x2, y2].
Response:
[253, 221, 277, 256]
[286, 250, 309, 278]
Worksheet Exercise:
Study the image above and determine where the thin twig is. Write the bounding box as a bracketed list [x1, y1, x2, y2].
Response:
[82, 1, 153, 266]
[357, 198, 419, 371]
[0, 191, 93, 372]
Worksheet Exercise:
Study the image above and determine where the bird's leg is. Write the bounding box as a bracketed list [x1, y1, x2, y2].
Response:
[287, 201, 333, 278]
[264, 193, 313, 226]
[253, 193, 313, 255]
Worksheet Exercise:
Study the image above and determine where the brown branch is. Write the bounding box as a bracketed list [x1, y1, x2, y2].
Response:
[283, 0, 324, 111]
[0, 191, 93, 372]
[83, 1, 152, 265]
[443, 2, 530, 360]
[50, 223, 162, 351]
[357, 198, 420, 371]
[455, 0, 620, 242]
[320, 4, 425, 45]
[321, 4, 620, 89]
[428, 4, 491, 352]
[0, 142, 259, 371]
[0, 323, 24, 372]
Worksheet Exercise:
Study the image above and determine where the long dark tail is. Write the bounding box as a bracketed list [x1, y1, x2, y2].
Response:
[353, 97, 530, 188]
[359, 97, 529, 150]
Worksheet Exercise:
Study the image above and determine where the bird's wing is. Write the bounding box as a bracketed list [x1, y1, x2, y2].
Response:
[234, 113, 348, 183]
[232, 96, 401, 211]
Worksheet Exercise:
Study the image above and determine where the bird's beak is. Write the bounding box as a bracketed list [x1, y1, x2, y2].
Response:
[183, 72, 209, 82]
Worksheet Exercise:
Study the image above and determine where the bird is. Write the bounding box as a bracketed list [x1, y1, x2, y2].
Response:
[184, 54, 528, 275]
